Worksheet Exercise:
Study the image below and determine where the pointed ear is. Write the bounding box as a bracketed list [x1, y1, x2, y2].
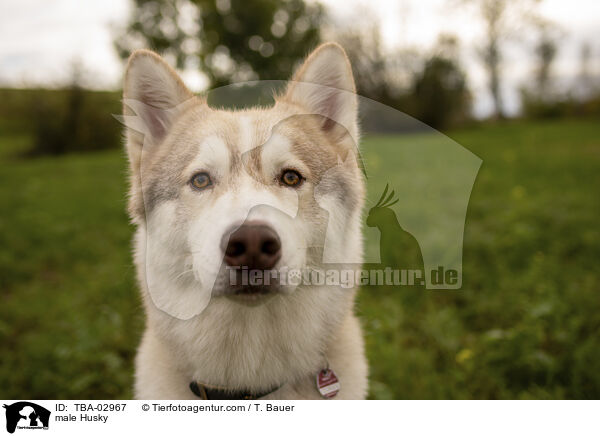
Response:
[122, 50, 195, 148]
[122, 50, 197, 222]
[282, 43, 359, 142]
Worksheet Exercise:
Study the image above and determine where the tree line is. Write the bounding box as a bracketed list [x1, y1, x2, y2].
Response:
[17, 0, 600, 155]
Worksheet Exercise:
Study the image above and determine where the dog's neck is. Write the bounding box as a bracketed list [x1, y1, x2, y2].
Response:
[146, 285, 355, 392]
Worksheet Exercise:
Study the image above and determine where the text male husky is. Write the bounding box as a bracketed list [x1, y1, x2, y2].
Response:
[123, 43, 368, 399]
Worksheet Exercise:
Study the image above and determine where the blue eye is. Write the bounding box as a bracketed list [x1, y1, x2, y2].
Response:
[190, 172, 211, 190]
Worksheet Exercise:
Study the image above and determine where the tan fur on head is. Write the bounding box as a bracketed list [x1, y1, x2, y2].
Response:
[122, 50, 201, 221]
[123, 43, 368, 399]
[280, 42, 359, 145]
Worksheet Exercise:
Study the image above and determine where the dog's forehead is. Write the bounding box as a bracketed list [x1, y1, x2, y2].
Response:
[146, 103, 342, 196]
[178, 105, 331, 175]
[186, 106, 295, 153]
[232, 112, 274, 154]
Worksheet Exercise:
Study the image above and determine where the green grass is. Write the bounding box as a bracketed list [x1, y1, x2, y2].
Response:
[1, 118, 599, 399]
[0, 147, 140, 399]
[360, 119, 600, 399]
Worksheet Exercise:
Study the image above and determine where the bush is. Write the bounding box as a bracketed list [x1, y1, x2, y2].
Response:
[29, 86, 122, 156]
[521, 88, 600, 120]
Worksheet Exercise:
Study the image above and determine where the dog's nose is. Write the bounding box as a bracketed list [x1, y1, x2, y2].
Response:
[222, 222, 282, 270]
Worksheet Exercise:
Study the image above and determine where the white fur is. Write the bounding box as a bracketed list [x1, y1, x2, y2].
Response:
[125, 44, 368, 399]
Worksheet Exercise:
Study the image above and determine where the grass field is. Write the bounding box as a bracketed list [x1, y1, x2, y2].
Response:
[1, 118, 599, 399]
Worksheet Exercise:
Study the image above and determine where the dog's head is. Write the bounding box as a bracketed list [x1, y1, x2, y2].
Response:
[122, 43, 365, 318]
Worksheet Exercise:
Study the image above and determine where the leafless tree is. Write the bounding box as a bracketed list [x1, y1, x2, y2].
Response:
[461, 0, 543, 119]
[531, 18, 561, 97]
[576, 42, 598, 98]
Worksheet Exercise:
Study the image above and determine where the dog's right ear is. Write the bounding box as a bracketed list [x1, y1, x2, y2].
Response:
[122, 50, 196, 165]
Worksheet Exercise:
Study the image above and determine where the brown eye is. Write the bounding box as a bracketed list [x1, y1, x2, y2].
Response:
[280, 169, 303, 187]
[190, 172, 211, 190]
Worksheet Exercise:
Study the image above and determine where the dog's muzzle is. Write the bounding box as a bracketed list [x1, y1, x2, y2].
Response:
[221, 221, 282, 270]
[219, 221, 284, 298]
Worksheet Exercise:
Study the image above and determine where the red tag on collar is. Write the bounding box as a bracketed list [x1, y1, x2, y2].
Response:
[316, 369, 340, 398]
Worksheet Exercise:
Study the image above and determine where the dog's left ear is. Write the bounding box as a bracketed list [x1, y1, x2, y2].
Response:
[282, 43, 358, 142]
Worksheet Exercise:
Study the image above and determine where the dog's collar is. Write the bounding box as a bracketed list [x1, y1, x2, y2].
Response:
[189, 381, 281, 400]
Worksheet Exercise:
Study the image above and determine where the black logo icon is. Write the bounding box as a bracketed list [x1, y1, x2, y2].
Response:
[366, 184, 424, 272]
[3, 402, 50, 434]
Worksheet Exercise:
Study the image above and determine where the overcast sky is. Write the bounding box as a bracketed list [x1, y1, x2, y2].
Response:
[0, 0, 598, 117]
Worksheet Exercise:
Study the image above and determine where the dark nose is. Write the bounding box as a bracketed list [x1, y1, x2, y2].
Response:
[222, 222, 282, 270]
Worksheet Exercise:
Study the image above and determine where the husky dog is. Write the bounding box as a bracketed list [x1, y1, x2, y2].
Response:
[123, 43, 368, 399]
